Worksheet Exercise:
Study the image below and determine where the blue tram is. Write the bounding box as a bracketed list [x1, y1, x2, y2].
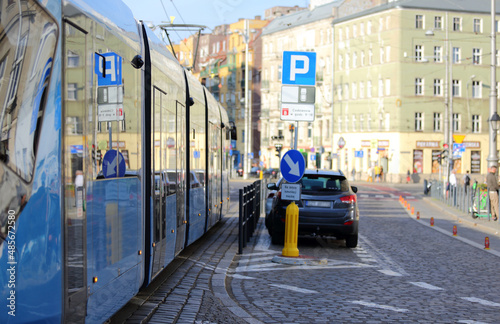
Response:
[0, 0, 233, 322]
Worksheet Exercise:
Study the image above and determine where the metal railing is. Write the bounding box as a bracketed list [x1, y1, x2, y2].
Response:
[428, 180, 494, 220]
[238, 180, 262, 254]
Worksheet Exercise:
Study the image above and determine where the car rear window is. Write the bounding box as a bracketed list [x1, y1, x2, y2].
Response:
[297, 175, 349, 192]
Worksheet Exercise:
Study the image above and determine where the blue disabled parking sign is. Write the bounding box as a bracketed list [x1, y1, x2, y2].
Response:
[280, 150, 305, 183]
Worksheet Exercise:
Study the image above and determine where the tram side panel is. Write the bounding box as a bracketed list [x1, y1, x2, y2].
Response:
[219, 104, 231, 214]
[60, 1, 144, 322]
[185, 71, 207, 246]
[0, 0, 63, 322]
[142, 25, 187, 282]
[205, 89, 223, 227]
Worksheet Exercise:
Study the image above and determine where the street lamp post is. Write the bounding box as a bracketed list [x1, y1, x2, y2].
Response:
[488, 0, 498, 169]
[426, 13, 453, 184]
[232, 20, 254, 179]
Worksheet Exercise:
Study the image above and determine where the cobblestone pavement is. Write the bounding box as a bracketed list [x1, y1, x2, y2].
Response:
[112, 181, 500, 323]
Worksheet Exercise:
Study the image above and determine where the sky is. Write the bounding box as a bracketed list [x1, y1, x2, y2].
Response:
[122, 0, 308, 44]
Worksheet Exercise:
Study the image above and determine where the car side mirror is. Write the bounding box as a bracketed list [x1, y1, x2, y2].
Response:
[351, 186, 358, 193]
[267, 183, 278, 190]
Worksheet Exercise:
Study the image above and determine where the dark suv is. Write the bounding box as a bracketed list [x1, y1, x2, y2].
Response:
[265, 170, 359, 248]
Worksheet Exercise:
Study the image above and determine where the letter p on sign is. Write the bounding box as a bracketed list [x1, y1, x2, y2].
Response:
[290, 55, 309, 81]
[282, 51, 316, 86]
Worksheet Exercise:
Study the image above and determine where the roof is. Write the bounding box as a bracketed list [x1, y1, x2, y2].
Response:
[263, 0, 344, 35]
[334, 0, 500, 24]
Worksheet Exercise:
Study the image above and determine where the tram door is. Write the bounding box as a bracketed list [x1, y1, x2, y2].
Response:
[63, 20, 87, 323]
[174, 101, 186, 255]
[151, 87, 168, 276]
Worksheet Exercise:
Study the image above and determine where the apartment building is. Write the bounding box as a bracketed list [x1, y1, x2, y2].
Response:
[261, 0, 500, 182]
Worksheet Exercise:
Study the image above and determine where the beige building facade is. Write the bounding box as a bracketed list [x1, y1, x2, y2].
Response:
[260, 0, 500, 182]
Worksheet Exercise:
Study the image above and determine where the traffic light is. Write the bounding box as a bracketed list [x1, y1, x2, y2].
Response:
[275, 144, 283, 158]
[289, 124, 295, 132]
[440, 150, 448, 165]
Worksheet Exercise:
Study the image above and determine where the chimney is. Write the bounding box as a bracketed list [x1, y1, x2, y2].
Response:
[255, 15, 261, 20]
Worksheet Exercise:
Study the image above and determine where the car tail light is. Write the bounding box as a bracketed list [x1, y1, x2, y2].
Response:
[344, 220, 354, 226]
[340, 194, 357, 204]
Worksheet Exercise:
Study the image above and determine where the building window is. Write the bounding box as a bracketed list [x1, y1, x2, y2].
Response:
[415, 45, 423, 62]
[352, 82, 357, 99]
[339, 55, 343, 70]
[472, 80, 481, 98]
[434, 16, 442, 30]
[451, 113, 460, 132]
[345, 53, 350, 70]
[352, 114, 356, 132]
[434, 79, 442, 96]
[307, 122, 312, 138]
[360, 114, 364, 132]
[346, 26, 350, 39]
[415, 112, 423, 131]
[496, 50, 500, 66]
[367, 114, 372, 131]
[416, 15, 424, 29]
[380, 47, 384, 64]
[452, 79, 461, 97]
[473, 18, 482, 33]
[353, 52, 357, 68]
[67, 50, 79, 67]
[367, 80, 372, 98]
[378, 79, 384, 97]
[353, 25, 357, 38]
[453, 17, 462, 31]
[472, 114, 480, 133]
[345, 115, 349, 132]
[433, 113, 442, 132]
[434, 46, 442, 62]
[385, 46, 391, 62]
[360, 22, 365, 36]
[338, 116, 342, 131]
[68, 82, 78, 100]
[452, 47, 461, 63]
[385, 78, 391, 96]
[472, 48, 481, 65]
[337, 85, 342, 100]
[415, 78, 423, 95]
[344, 83, 349, 100]
[360, 82, 365, 99]
[361, 51, 365, 66]
[367, 20, 372, 34]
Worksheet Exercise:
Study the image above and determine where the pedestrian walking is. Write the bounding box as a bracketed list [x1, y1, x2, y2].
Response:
[486, 165, 499, 221]
[449, 170, 457, 205]
[463, 170, 470, 194]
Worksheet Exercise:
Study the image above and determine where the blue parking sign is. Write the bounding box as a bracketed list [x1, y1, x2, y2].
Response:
[95, 52, 123, 86]
[282, 51, 316, 86]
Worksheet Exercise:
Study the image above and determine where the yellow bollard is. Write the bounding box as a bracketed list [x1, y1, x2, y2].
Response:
[282, 202, 299, 257]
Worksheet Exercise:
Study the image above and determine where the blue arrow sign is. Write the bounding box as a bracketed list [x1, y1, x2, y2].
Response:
[102, 149, 126, 178]
[280, 150, 305, 183]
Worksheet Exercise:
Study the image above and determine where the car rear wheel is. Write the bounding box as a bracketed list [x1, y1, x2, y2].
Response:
[345, 234, 358, 248]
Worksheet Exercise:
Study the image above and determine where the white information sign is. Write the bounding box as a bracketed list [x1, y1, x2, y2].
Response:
[281, 183, 301, 201]
[280, 103, 315, 122]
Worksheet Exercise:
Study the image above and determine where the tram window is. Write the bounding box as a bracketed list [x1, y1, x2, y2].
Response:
[0, 3, 57, 182]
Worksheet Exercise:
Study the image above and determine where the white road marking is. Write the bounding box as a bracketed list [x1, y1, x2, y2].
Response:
[359, 235, 408, 276]
[409, 282, 444, 290]
[461, 297, 500, 307]
[378, 269, 403, 276]
[457, 320, 489, 324]
[235, 259, 375, 273]
[351, 300, 408, 313]
[269, 284, 318, 294]
[228, 274, 256, 280]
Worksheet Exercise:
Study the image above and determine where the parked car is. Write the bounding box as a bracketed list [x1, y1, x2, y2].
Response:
[249, 166, 261, 177]
[265, 170, 359, 247]
[265, 177, 283, 217]
[263, 168, 279, 179]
